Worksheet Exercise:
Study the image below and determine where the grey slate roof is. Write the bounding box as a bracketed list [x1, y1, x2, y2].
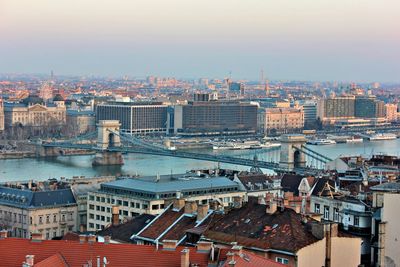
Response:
[370, 182, 400, 192]
[102, 176, 239, 194]
[0, 186, 76, 209]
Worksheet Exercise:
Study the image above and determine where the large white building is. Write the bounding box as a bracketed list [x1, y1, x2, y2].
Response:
[86, 173, 245, 231]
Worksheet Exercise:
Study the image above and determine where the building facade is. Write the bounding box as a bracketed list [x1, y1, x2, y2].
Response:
[0, 186, 77, 240]
[66, 110, 96, 135]
[302, 102, 317, 129]
[86, 174, 245, 231]
[3, 95, 66, 128]
[96, 102, 168, 135]
[261, 107, 304, 133]
[170, 100, 258, 135]
[385, 103, 398, 122]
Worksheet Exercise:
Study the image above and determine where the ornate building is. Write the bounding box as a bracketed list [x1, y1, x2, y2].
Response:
[3, 95, 66, 129]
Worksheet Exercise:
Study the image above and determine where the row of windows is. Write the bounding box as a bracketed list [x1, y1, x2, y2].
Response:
[314, 204, 360, 226]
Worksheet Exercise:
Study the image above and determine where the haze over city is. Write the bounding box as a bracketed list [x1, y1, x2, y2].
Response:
[1, 0, 400, 81]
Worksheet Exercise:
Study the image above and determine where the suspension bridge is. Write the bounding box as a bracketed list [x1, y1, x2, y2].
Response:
[37, 120, 332, 173]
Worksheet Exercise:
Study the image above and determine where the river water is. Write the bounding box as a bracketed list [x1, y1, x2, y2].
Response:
[0, 139, 399, 182]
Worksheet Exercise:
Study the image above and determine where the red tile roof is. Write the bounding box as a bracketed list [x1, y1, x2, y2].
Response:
[220, 250, 285, 267]
[0, 238, 209, 267]
[139, 207, 184, 240]
[34, 253, 68, 267]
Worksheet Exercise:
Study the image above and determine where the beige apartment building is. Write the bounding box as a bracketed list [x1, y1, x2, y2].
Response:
[260, 107, 304, 133]
[0, 186, 77, 239]
[385, 103, 398, 122]
[3, 95, 66, 128]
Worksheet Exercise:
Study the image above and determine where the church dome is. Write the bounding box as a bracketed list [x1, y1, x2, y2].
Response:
[22, 95, 44, 105]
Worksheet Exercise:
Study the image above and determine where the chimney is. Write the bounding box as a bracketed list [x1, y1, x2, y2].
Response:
[88, 234, 96, 244]
[79, 234, 87, 244]
[226, 251, 235, 265]
[196, 241, 213, 253]
[232, 196, 243, 209]
[266, 200, 277, 214]
[257, 196, 266, 205]
[196, 204, 209, 222]
[104, 235, 111, 244]
[31, 232, 43, 242]
[330, 223, 338, 238]
[180, 248, 190, 267]
[112, 206, 119, 226]
[173, 199, 185, 211]
[24, 255, 35, 267]
[163, 239, 178, 250]
[0, 230, 8, 239]
[184, 201, 198, 214]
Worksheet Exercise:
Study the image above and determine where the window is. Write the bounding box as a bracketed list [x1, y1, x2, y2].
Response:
[117, 200, 122, 205]
[53, 214, 57, 223]
[123, 210, 128, 216]
[324, 206, 329, 220]
[46, 215, 50, 223]
[142, 204, 148, 209]
[135, 203, 140, 209]
[89, 223, 94, 228]
[314, 203, 320, 213]
[354, 216, 359, 226]
[152, 204, 159, 210]
[123, 201, 128, 207]
[39, 216, 43, 224]
[89, 213, 94, 219]
[89, 204, 95, 210]
[276, 257, 289, 265]
[89, 195, 95, 201]
[107, 207, 111, 213]
[333, 208, 339, 222]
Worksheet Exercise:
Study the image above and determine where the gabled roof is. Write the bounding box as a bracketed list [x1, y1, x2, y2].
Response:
[203, 197, 319, 253]
[219, 249, 285, 267]
[98, 214, 155, 243]
[0, 238, 210, 267]
[280, 174, 305, 195]
[34, 253, 68, 267]
[236, 174, 275, 191]
[310, 178, 336, 197]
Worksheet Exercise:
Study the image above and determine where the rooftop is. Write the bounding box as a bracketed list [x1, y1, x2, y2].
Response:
[101, 175, 239, 195]
[0, 238, 210, 267]
[370, 182, 400, 192]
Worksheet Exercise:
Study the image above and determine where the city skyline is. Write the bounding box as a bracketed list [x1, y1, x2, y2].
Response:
[1, 0, 399, 82]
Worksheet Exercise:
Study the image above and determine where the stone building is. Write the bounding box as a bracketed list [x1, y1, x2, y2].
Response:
[3, 94, 66, 129]
[260, 107, 304, 134]
[66, 110, 96, 135]
[0, 185, 77, 239]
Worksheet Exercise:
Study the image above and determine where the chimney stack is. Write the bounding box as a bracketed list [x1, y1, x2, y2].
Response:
[180, 248, 190, 267]
[23, 255, 35, 267]
[79, 234, 87, 244]
[0, 230, 8, 239]
[266, 200, 277, 214]
[104, 235, 111, 244]
[112, 206, 119, 226]
[88, 234, 96, 244]
[196, 241, 213, 253]
[196, 204, 209, 222]
[173, 199, 185, 211]
[31, 232, 43, 242]
[233, 196, 243, 209]
[163, 239, 178, 250]
[184, 201, 198, 214]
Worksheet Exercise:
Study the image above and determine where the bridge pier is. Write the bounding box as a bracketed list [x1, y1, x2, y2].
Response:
[35, 145, 61, 157]
[92, 120, 124, 166]
[92, 151, 124, 166]
[279, 134, 307, 171]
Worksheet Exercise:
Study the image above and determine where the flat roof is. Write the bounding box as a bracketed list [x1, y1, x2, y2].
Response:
[102, 175, 239, 194]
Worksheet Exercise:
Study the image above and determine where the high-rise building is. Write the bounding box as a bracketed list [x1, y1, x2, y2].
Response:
[96, 102, 168, 135]
[354, 95, 385, 118]
[317, 96, 355, 120]
[302, 102, 317, 128]
[170, 100, 258, 135]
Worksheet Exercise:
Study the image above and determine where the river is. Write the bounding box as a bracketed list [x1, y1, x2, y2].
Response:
[0, 139, 399, 182]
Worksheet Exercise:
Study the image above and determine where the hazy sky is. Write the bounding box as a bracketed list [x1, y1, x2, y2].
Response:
[1, 0, 399, 81]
